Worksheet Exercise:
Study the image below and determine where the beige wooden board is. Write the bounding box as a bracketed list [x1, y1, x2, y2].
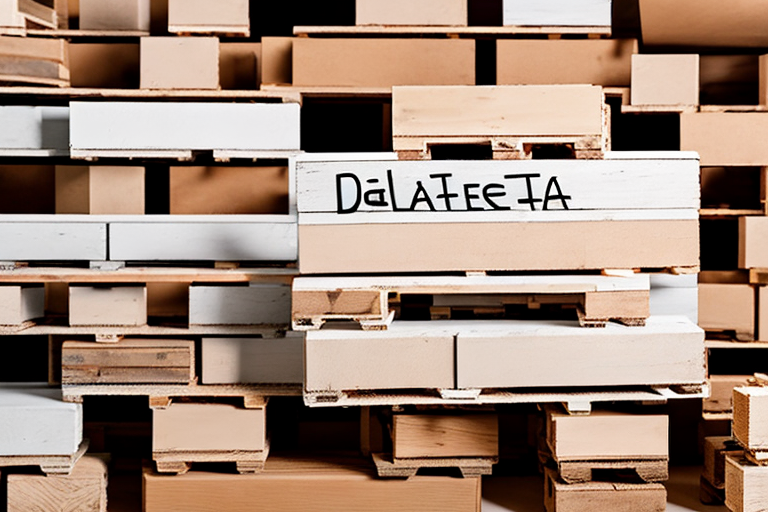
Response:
[630, 54, 699, 107]
[154, 445, 269, 475]
[556, 458, 668, 484]
[681, 113, 768, 166]
[7, 455, 107, 512]
[740, 217, 768, 269]
[0, 266, 297, 284]
[140, 37, 219, 90]
[142, 456, 482, 512]
[62, 383, 299, 404]
[0, 321, 286, 337]
[725, 455, 768, 512]
[544, 468, 667, 512]
[371, 452, 495, 478]
[293, 25, 611, 36]
[168, 0, 249, 36]
[356, 0, 466, 26]
[392, 413, 499, 459]
[698, 283, 755, 340]
[733, 387, 768, 451]
[0, 85, 299, 101]
[0, 440, 88, 475]
[201, 336, 303, 385]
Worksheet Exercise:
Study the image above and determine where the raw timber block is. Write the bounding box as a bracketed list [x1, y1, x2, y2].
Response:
[698, 283, 755, 341]
[356, 0, 467, 26]
[734, 387, 768, 451]
[0, 219, 107, 261]
[649, 274, 698, 323]
[392, 413, 498, 459]
[544, 468, 666, 512]
[0, 383, 82, 457]
[639, 0, 768, 48]
[62, 339, 195, 385]
[69, 285, 147, 326]
[0, 285, 44, 325]
[0, 106, 68, 155]
[292, 38, 475, 87]
[0, 36, 69, 87]
[706, 376, 752, 413]
[503, 0, 611, 27]
[56, 166, 145, 214]
[681, 113, 768, 166]
[189, 284, 290, 325]
[631, 54, 699, 106]
[168, 0, 249, 36]
[296, 153, 700, 274]
[69, 102, 300, 156]
[740, 217, 768, 269]
[69, 43, 140, 89]
[497, 39, 637, 87]
[304, 323, 455, 395]
[140, 37, 219, 90]
[456, 317, 704, 389]
[79, 0, 150, 31]
[7, 455, 108, 512]
[725, 455, 768, 512]
[703, 437, 742, 489]
[201, 336, 303, 384]
[142, 457, 481, 512]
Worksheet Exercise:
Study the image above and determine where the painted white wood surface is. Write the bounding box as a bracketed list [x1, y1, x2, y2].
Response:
[201, 336, 303, 384]
[69, 285, 147, 326]
[0, 384, 82, 456]
[649, 274, 698, 324]
[168, 0, 249, 31]
[356, 0, 467, 26]
[69, 102, 300, 153]
[0, 221, 107, 260]
[503, 0, 612, 27]
[0, 285, 44, 324]
[0, 106, 68, 153]
[189, 284, 291, 325]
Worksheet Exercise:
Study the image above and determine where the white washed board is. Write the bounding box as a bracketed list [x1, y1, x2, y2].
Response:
[0, 106, 69, 156]
[190, 284, 291, 325]
[503, 0, 612, 27]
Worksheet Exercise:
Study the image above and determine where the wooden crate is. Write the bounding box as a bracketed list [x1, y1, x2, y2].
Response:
[189, 284, 291, 326]
[79, 0, 150, 31]
[55, 166, 145, 215]
[0, 284, 44, 325]
[61, 339, 195, 385]
[140, 37, 219, 90]
[544, 468, 666, 512]
[69, 285, 147, 327]
[201, 336, 303, 385]
[503, 0, 611, 28]
[168, 0, 249, 36]
[725, 454, 768, 512]
[7, 455, 107, 512]
[142, 456, 481, 512]
[0, 106, 69, 157]
[296, 153, 700, 274]
[698, 283, 755, 341]
[356, 0, 467, 26]
[392, 85, 607, 160]
[630, 54, 699, 107]
[0, 36, 69, 86]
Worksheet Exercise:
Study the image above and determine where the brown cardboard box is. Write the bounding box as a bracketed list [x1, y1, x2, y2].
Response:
[69, 43, 139, 88]
[140, 37, 219, 89]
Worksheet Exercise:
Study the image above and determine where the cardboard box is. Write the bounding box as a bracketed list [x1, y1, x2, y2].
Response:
[356, 0, 467, 26]
[631, 54, 699, 106]
[739, 217, 768, 269]
[79, 0, 150, 31]
[140, 37, 219, 90]
[201, 336, 303, 384]
[189, 284, 291, 325]
[69, 285, 147, 326]
[56, 166, 145, 215]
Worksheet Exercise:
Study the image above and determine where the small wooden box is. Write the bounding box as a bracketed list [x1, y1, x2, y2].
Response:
[168, 0, 249, 36]
[698, 283, 755, 341]
[7, 455, 107, 512]
[140, 37, 219, 90]
[544, 468, 666, 512]
[69, 285, 147, 327]
[503, 0, 612, 27]
[631, 54, 699, 106]
[189, 284, 291, 325]
[356, 0, 467, 26]
[733, 387, 768, 451]
[62, 339, 195, 385]
[0, 285, 44, 325]
[392, 413, 498, 459]
[725, 455, 768, 512]
[79, 0, 150, 31]
[56, 166, 145, 215]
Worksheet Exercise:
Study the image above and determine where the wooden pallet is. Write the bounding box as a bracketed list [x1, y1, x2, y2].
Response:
[292, 274, 650, 331]
[155, 445, 270, 475]
[293, 25, 611, 37]
[61, 383, 297, 405]
[371, 452, 496, 478]
[0, 440, 88, 475]
[555, 458, 668, 484]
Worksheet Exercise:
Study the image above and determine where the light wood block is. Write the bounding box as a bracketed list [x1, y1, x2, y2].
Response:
[356, 0, 467, 26]
[142, 457, 481, 512]
[639, 0, 768, 47]
[734, 387, 768, 451]
[503, 0, 612, 27]
[0, 383, 82, 457]
[79, 0, 150, 31]
[740, 217, 768, 269]
[725, 455, 768, 512]
[631, 54, 699, 106]
[140, 37, 219, 90]
[201, 336, 303, 384]
[681, 113, 768, 166]
[0, 220, 107, 261]
[649, 273, 698, 324]
[0, 36, 69, 87]
[456, 316, 704, 389]
[189, 284, 290, 325]
[69, 285, 147, 327]
[168, 0, 249, 36]
[0, 106, 68, 153]
[704, 437, 742, 489]
[292, 38, 475, 87]
[7, 455, 107, 512]
[62, 339, 195, 385]
[706, 376, 752, 413]
[497, 39, 637, 87]
[698, 283, 755, 340]
[0, 285, 44, 325]
[392, 414, 498, 459]
[56, 166, 145, 214]
[544, 468, 666, 512]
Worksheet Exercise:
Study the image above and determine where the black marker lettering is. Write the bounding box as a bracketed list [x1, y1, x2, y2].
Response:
[386, 169, 408, 212]
[464, 183, 483, 211]
[409, 180, 436, 211]
[504, 173, 542, 211]
[543, 176, 571, 210]
[482, 183, 510, 210]
[429, 173, 459, 211]
[336, 173, 362, 214]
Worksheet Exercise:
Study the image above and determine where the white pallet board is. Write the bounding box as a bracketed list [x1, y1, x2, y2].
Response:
[0, 221, 107, 261]
[201, 336, 304, 384]
[503, 0, 612, 27]
[0, 106, 69, 153]
[649, 273, 698, 324]
[189, 284, 291, 325]
[0, 285, 44, 325]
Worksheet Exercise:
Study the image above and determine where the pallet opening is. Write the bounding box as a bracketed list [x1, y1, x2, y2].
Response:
[428, 143, 494, 161]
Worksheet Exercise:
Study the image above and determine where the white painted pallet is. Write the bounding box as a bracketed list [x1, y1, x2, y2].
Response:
[0, 285, 44, 325]
[503, 0, 612, 27]
[201, 335, 303, 385]
[0, 106, 69, 156]
[189, 283, 291, 325]
[0, 219, 107, 261]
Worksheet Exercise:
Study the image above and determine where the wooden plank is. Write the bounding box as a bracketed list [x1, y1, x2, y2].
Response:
[630, 54, 699, 107]
[0, 266, 297, 284]
[0, 221, 107, 261]
[140, 37, 219, 90]
[201, 336, 303, 384]
[371, 452, 495, 478]
[740, 217, 768, 269]
[649, 273, 698, 323]
[56, 166, 145, 215]
[0, 285, 44, 324]
[7, 455, 107, 512]
[698, 283, 755, 341]
[79, 0, 150, 31]
[190, 284, 291, 325]
[392, 413, 498, 459]
[733, 387, 768, 451]
[503, 0, 611, 27]
[706, 376, 752, 413]
[294, 25, 612, 36]
[497, 39, 636, 87]
[544, 468, 666, 512]
[292, 38, 475, 87]
[168, 0, 249, 36]
[456, 316, 704, 389]
[725, 455, 768, 512]
[0, 106, 68, 152]
[61, 383, 295, 404]
[142, 457, 481, 512]
[681, 113, 768, 166]
[69, 285, 147, 326]
[17, 0, 58, 28]
[356, 0, 467, 26]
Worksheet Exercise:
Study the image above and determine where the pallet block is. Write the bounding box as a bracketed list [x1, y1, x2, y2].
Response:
[0, 106, 69, 156]
[497, 39, 637, 87]
[189, 284, 290, 325]
[681, 113, 768, 166]
[153, 401, 267, 474]
[292, 38, 475, 87]
[371, 452, 495, 478]
[630, 54, 699, 107]
[201, 336, 303, 385]
[740, 217, 768, 269]
[698, 283, 755, 341]
[7, 455, 108, 512]
[0, 219, 107, 261]
[79, 0, 150, 31]
[725, 455, 768, 512]
[62, 339, 195, 385]
[649, 273, 698, 324]
[168, 0, 249, 36]
[69, 285, 147, 327]
[142, 457, 481, 512]
[55, 166, 145, 214]
[704, 437, 742, 491]
[392, 413, 499, 459]
[706, 376, 752, 413]
[0, 284, 44, 325]
[356, 0, 467, 26]
[297, 153, 700, 274]
[503, 0, 611, 28]
[734, 387, 768, 454]
[544, 468, 666, 512]
[0, 35, 69, 86]
[392, 85, 606, 159]
[140, 37, 219, 90]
